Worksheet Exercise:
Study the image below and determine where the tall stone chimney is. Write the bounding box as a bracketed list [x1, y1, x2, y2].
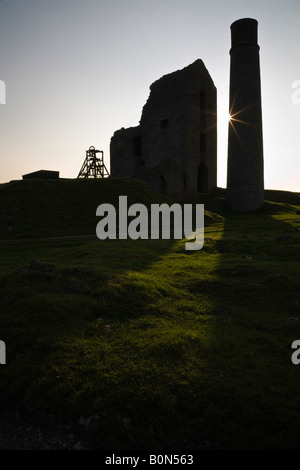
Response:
[227, 18, 264, 211]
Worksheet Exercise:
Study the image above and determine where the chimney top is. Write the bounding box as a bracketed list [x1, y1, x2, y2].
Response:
[230, 18, 258, 50]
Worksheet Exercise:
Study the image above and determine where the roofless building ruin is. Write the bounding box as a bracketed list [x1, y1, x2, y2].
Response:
[110, 59, 217, 200]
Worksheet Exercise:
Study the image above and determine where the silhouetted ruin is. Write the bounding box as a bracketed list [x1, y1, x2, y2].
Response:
[110, 60, 217, 200]
[19, 19, 266, 214]
[227, 18, 264, 211]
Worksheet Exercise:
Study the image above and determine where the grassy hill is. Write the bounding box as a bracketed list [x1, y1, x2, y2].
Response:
[0, 177, 175, 239]
[0, 177, 299, 450]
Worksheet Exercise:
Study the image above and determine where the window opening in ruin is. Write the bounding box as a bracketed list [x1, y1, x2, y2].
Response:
[160, 175, 167, 195]
[198, 162, 208, 193]
[133, 136, 142, 157]
[160, 119, 169, 129]
[200, 134, 206, 154]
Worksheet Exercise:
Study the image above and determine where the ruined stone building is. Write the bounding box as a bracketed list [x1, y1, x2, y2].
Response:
[110, 59, 217, 200]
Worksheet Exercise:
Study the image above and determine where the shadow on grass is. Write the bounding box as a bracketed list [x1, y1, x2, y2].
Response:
[0, 236, 179, 411]
[192, 195, 300, 449]
[0, 190, 299, 450]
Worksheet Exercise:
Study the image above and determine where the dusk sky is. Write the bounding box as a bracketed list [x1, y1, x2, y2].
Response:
[0, 0, 299, 191]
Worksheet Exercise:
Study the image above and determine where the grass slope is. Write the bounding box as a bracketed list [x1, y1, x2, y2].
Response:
[0, 178, 299, 450]
[0, 177, 175, 239]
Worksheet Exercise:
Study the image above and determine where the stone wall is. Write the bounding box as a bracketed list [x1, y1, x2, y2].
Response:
[110, 59, 217, 200]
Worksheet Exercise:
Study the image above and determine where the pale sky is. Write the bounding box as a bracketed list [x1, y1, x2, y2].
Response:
[0, 0, 299, 192]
